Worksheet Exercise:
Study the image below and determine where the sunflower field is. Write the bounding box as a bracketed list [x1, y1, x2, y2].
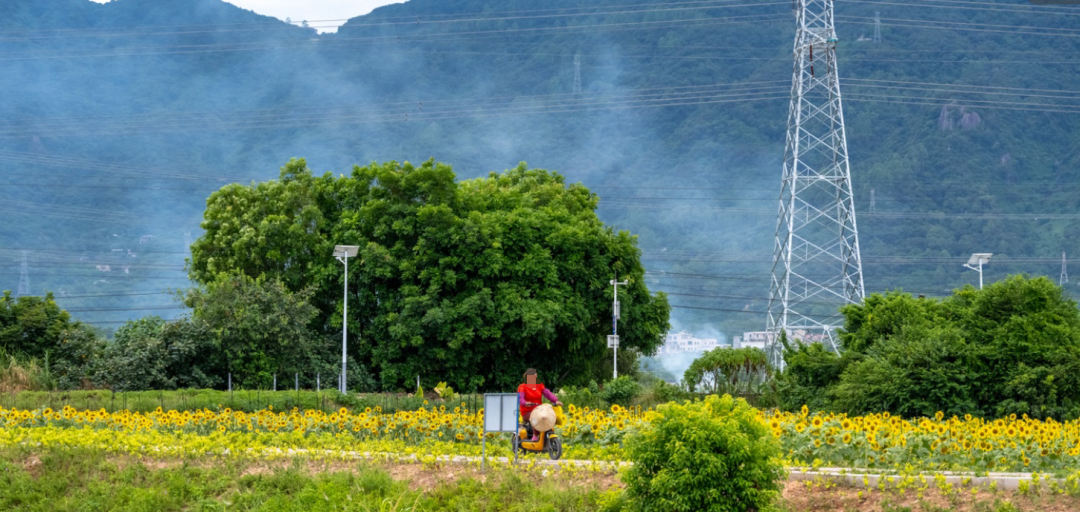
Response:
[769, 406, 1080, 473]
[7, 399, 1080, 474]
[0, 401, 649, 462]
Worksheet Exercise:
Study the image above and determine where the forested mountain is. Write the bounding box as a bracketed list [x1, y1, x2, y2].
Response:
[1, 0, 1078, 337]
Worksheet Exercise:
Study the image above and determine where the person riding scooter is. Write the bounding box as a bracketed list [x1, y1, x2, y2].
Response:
[517, 368, 561, 441]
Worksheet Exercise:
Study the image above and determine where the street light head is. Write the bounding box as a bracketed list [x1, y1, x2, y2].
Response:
[966, 253, 993, 266]
[333, 245, 359, 258]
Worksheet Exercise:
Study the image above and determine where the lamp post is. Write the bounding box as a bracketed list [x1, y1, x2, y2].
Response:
[334, 245, 359, 394]
[963, 253, 993, 290]
[609, 276, 629, 380]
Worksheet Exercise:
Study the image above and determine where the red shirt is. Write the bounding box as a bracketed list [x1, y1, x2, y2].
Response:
[517, 383, 546, 415]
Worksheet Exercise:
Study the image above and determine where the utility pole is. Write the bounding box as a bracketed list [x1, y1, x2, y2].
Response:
[608, 276, 629, 380]
[869, 188, 876, 214]
[333, 245, 359, 394]
[16, 251, 30, 297]
[767, 0, 865, 368]
[573, 52, 582, 96]
[873, 11, 881, 44]
[1062, 251, 1069, 286]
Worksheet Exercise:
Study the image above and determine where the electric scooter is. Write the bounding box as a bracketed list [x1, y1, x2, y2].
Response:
[510, 405, 564, 460]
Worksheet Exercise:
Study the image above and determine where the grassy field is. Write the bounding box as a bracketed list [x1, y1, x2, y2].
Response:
[0, 447, 617, 512]
[2, 447, 1079, 512]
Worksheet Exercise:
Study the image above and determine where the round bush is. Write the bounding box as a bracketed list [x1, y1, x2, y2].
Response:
[623, 394, 784, 512]
[602, 376, 642, 406]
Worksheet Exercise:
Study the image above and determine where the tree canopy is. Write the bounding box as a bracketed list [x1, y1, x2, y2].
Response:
[0, 292, 83, 359]
[683, 347, 769, 396]
[189, 159, 670, 391]
[778, 276, 1080, 419]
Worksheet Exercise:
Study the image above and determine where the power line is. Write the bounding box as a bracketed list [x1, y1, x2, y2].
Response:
[82, 318, 182, 325]
[0, 83, 790, 136]
[0, 272, 189, 280]
[45, 291, 174, 299]
[845, 94, 1080, 115]
[601, 202, 1080, 220]
[848, 0, 1080, 17]
[10, 1, 790, 41]
[844, 77, 1080, 96]
[4, 76, 1076, 141]
[0, 248, 191, 255]
[0, 182, 221, 191]
[0, 92, 792, 139]
[64, 305, 185, 312]
[0, 151, 248, 182]
[837, 15, 1080, 38]
[0, 13, 792, 61]
[0, 0, 786, 38]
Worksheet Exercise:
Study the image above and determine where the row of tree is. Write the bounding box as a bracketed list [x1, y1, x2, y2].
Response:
[776, 275, 1080, 420]
[2, 160, 672, 392]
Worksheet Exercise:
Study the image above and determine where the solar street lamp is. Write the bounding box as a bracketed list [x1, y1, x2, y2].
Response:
[334, 245, 359, 394]
[609, 277, 629, 380]
[963, 253, 993, 290]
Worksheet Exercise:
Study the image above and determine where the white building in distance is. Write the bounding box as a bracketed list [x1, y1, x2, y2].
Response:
[657, 331, 721, 354]
[735, 330, 828, 350]
[734, 331, 770, 350]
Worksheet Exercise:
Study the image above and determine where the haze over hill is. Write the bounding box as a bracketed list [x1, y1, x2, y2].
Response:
[1, 0, 1078, 337]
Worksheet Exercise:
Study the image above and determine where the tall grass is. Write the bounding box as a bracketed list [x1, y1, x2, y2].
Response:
[0, 350, 54, 393]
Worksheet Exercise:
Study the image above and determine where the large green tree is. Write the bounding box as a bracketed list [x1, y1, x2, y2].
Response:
[189, 159, 670, 391]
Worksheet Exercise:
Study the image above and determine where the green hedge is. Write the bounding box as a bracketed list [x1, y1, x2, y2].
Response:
[4, 389, 487, 414]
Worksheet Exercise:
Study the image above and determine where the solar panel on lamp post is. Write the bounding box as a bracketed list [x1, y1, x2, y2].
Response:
[963, 253, 993, 290]
[334, 245, 359, 394]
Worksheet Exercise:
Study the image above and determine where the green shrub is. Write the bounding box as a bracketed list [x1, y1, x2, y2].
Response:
[623, 394, 784, 512]
[774, 341, 857, 413]
[635, 375, 694, 407]
[830, 325, 981, 418]
[556, 384, 596, 408]
[602, 376, 641, 406]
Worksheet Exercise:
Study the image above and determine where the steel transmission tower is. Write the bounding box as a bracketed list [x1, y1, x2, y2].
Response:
[767, 0, 865, 367]
[16, 251, 30, 297]
[573, 52, 582, 96]
[1062, 251, 1069, 286]
[873, 11, 881, 44]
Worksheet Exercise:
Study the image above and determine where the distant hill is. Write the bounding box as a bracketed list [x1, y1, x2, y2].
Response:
[1, 0, 1078, 336]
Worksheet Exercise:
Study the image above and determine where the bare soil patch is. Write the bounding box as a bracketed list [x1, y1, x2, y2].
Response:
[782, 480, 1080, 512]
[20, 454, 42, 477]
